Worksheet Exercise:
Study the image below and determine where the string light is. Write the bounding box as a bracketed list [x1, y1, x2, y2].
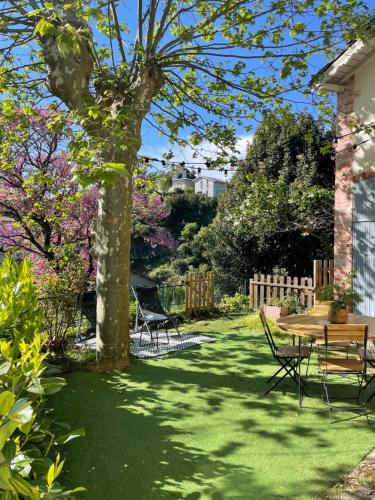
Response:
[137, 135, 375, 173]
[334, 122, 375, 142]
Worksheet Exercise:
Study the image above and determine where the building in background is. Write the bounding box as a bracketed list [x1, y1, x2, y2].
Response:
[194, 175, 226, 197]
[170, 169, 227, 198]
[170, 168, 196, 192]
[317, 38, 375, 316]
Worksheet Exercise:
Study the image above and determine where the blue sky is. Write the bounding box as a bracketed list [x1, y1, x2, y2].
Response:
[2, 0, 370, 181]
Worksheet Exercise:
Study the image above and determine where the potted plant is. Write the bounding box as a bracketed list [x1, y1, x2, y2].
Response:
[317, 272, 362, 324]
[264, 294, 303, 320]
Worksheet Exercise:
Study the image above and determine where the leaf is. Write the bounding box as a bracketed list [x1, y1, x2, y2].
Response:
[46, 462, 55, 488]
[0, 361, 11, 375]
[8, 398, 33, 424]
[34, 18, 55, 37]
[0, 463, 12, 490]
[9, 474, 36, 498]
[27, 377, 66, 395]
[31, 456, 53, 476]
[105, 162, 127, 172]
[0, 420, 18, 449]
[54, 428, 85, 445]
[0, 391, 15, 416]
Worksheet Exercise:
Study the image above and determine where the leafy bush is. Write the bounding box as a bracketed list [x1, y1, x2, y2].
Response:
[0, 256, 84, 498]
[0, 334, 85, 498]
[218, 293, 249, 313]
[37, 254, 90, 352]
[0, 255, 43, 345]
[270, 293, 304, 314]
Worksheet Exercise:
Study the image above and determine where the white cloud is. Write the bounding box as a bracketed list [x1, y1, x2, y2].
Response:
[141, 134, 253, 180]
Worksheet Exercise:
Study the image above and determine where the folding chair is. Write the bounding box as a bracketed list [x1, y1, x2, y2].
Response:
[132, 286, 181, 348]
[319, 324, 369, 422]
[76, 290, 96, 338]
[359, 340, 375, 402]
[259, 309, 311, 400]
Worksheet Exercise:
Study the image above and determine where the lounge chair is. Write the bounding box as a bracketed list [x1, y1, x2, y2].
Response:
[132, 286, 181, 348]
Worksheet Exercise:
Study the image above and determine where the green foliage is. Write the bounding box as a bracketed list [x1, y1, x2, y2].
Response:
[0, 334, 85, 499]
[37, 252, 90, 352]
[204, 111, 335, 293]
[165, 190, 217, 240]
[0, 256, 84, 497]
[269, 293, 304, 314]
[218, 293, 249, 314]
[318, 272, 362, 311]
[0, 255, 43, 345]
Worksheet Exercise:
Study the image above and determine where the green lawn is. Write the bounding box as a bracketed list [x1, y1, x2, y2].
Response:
[51, 315, 375, 499]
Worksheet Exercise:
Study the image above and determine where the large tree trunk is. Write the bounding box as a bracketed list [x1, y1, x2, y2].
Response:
[95, 151, 135, 369]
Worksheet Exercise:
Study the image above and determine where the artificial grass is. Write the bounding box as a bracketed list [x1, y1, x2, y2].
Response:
[50, 315, 375, 499]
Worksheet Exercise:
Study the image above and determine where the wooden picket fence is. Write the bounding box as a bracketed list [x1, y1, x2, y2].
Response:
[185, 271, 215, 316]
[313, 259, 334, 300]
[249, 259, 334, 310]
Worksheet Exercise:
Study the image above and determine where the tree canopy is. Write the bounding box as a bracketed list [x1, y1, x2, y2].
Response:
[198, 111, 335, 293]
[0, 0, 372, 367]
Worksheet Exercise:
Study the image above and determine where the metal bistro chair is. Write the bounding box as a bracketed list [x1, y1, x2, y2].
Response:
[319, 324, 369, 422]
[259, 309, 311, 400]
[132, 286, 181, 348]
[359, 340, 375, 402]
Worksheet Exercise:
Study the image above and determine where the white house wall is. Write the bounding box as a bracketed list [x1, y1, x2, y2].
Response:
[353, 55, 375, 176]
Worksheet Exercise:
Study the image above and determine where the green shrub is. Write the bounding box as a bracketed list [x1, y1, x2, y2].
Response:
[270, 293, 304, 314]
[37, 256, 90, 352]
[218, 292, 249, 313]
[0, 257, 84, 498]
[0, 334, 85, 498]
[0, 255, 43, 345]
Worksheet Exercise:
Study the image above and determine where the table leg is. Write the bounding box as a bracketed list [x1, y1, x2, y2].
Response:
[298, 335, 302, 414]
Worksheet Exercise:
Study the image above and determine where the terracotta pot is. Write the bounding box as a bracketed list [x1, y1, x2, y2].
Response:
[263, 304, 289, 321]
[329, 306, 348, 324]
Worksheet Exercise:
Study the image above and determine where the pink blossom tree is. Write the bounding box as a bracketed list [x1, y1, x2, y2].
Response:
[0, 107, 174, 281]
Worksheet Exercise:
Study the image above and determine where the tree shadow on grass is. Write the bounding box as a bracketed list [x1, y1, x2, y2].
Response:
[52, 326, 375, 499]
[55, 370, 283, 500]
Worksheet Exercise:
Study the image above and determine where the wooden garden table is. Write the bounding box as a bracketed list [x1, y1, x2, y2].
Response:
[276, 304, 375, 411]
[277, 304, 375, 340]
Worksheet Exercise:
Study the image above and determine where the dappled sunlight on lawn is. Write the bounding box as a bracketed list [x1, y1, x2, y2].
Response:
[51, 314, 375, 499]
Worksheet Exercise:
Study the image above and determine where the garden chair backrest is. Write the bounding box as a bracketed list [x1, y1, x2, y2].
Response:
[79, 290, 97, 329]
[259, 308, 278, 356]
[132, 286, 166, 315]
[323, 324, 368, 362]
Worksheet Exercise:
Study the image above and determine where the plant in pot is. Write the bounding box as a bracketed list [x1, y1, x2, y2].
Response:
[317, 272, 362, 324]
[264, 293, 303, 320]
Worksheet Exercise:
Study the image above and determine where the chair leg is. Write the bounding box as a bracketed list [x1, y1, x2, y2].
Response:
[172, 317, 181, 338]
[284, 359, 309, 396]
[267, 365, 285, 383]
[265, 360, 308, 396]
[323, 376, 332, 423]
[363, 372, 375, 391]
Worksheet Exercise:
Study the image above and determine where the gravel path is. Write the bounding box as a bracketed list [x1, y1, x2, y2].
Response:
[318, 448, 375, 499]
